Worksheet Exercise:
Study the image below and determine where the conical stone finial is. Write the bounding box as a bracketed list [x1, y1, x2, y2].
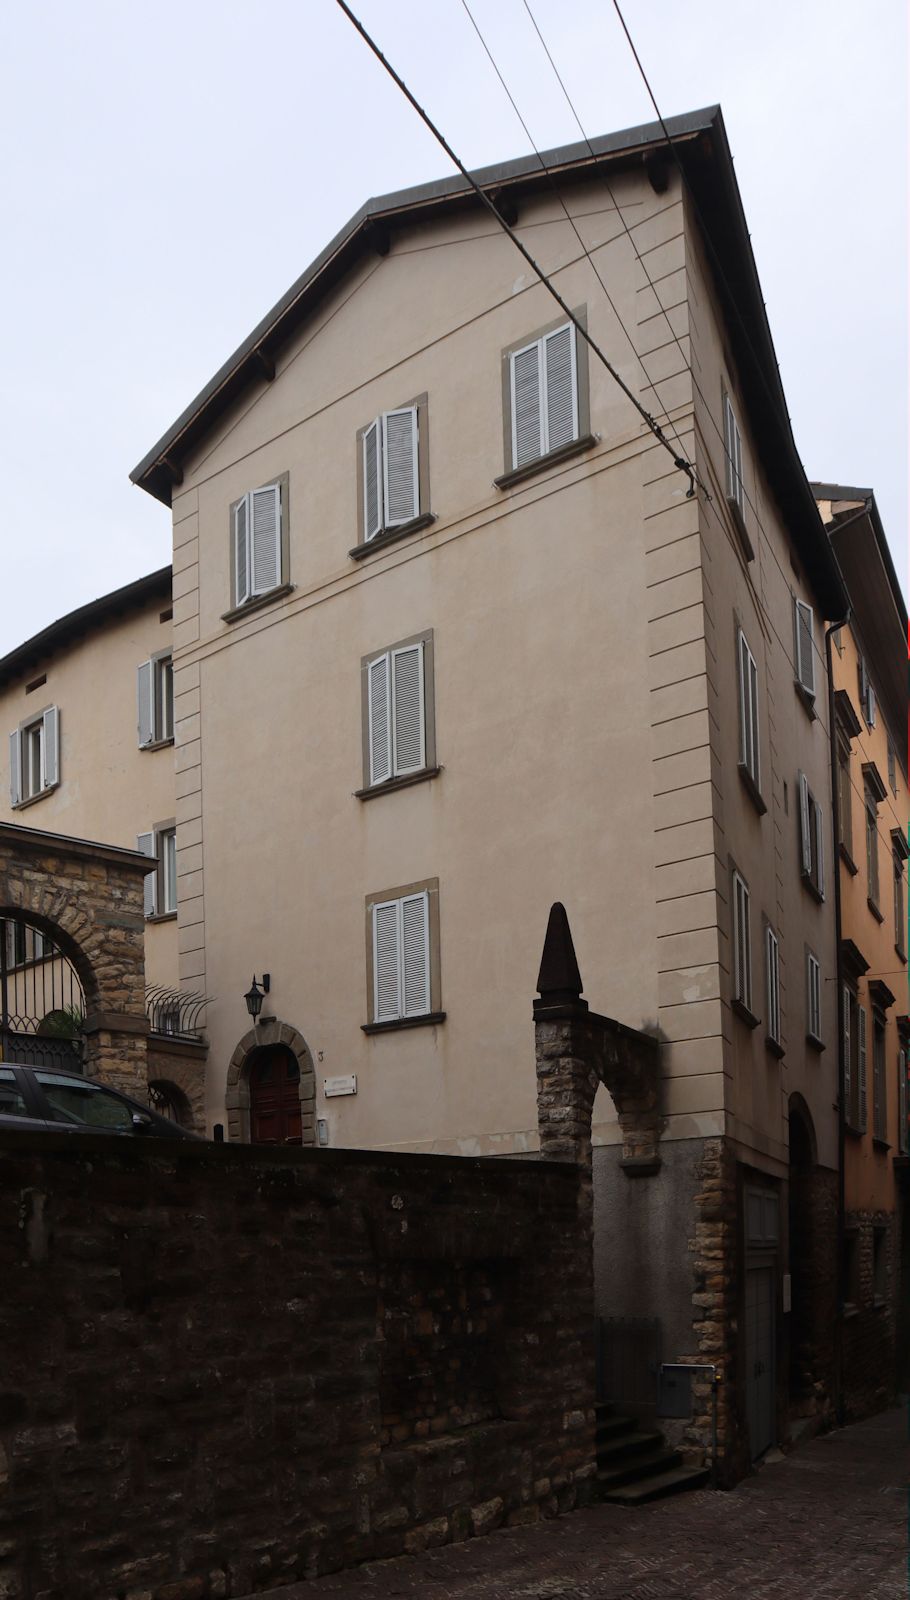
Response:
[536, 902, 585, 1005]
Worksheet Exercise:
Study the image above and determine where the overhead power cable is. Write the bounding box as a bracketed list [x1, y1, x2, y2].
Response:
[456, 0, 700, 487]
[333, 0, 697, 495]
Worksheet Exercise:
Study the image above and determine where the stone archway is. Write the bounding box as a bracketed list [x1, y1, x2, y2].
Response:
[0, 822, 150, 1095]
[224, 1018, 317, 1146]
[787, 1092, 834, 1433]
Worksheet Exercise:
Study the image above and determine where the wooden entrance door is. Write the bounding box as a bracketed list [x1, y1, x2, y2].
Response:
[745, 1265, 775, 1459]
[249, 1045, 301, 1145]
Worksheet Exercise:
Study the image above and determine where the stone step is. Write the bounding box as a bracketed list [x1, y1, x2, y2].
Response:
[596, 1428, 664, 1467]
[595, 1413, 637, 1444]
[596, 1445, 683, 1491]
[599, 1464, 711, 1504]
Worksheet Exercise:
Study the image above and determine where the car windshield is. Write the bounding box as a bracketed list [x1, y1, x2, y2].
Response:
[35, 1074, 135, 1131]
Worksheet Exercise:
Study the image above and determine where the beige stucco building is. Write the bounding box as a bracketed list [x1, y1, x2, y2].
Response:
[124, 106, 851, 1467]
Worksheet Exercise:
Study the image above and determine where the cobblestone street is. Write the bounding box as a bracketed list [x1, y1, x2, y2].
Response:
[254, 1409, 908, 1600]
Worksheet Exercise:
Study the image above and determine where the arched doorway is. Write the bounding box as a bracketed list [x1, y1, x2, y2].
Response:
[148, 1079, 193, 1129]
[1, 914, 85, 1072]
[788, 1095, 818, 1408]
[249, 1045, 302, 1145]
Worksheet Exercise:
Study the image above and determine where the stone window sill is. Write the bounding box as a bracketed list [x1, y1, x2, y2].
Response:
[362, 1011, 446, 1036]
[12, 783, 59, 811]
[839, 843, 858, 876]
[140, 738, 175, 753]
[354, 766, 441, 801]
[765, 1035, 785, 1059]
[349, 513, 436, 561]
[867, 897, 884, 924]
[221, 582, 295, 624]
[842, 1302, 859, 1320]
[794, 681, 817, 721]
[494, 433, 597, 490]
[845, 1122, 865, 1139]
[806, 1031, 826, 1053]
[873, 1295, 887, 1311]
[737, 762, 767, 816]
[800, 872, 824, 905]
[146, 911, 177, 924]
[872, 1136, 891, 1153]
[894, 944, 907, 966]
[732, 998, 761, 1029]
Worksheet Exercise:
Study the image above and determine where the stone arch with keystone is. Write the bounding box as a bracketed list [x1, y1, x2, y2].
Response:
[0, 822, 151, 1095]
[224, 1018, 317, 1145]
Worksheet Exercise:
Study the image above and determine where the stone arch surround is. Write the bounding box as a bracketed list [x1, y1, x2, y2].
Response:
[224, 1018, 317, 1145]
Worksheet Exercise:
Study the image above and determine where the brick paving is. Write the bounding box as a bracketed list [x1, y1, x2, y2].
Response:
[250, 1408, 909, 1600]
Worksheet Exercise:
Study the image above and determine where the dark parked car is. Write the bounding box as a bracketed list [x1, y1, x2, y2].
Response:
[0, 1063, 201, 1139]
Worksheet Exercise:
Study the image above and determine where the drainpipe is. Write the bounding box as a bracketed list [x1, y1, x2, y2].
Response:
[824, 606, 851, 1427]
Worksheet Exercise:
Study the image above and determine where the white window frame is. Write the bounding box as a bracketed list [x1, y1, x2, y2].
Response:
[858, 658, 876, 728]
[793, 598, 816, 698]
[232, 481, 283, 607]
[806, 950, 821, 1042]
[509, 322, 579, 470]
[367, 642, 426, 787]
[9, 706, 59, 806]
[138, 825, 177, 920]
[765, 925, 781, 1047]
[732, 869, 753, 1014]
[723, 390, 745, 518]
[371, 890, 431, 1024]
[362, 407, 420, 542]
[737, 627, 760, 790]
[138, 653, 174, 748]
[798, 772, 825, 899]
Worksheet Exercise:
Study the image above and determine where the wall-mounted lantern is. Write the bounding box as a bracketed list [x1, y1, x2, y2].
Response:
[244, 973, 270, 1021]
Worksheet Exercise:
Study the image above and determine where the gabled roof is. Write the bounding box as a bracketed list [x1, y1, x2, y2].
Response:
[0, 567, 172, 692]
[132, 104, 845, 616]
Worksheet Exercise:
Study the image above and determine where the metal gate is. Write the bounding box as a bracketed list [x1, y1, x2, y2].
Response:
[0, 918, 85, 1072]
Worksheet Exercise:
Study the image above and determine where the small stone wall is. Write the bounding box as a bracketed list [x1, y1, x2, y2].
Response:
[0, 1133, 595, 1600]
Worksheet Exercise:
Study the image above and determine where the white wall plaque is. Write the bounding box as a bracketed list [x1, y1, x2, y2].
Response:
[324, 1074, 357, 1098]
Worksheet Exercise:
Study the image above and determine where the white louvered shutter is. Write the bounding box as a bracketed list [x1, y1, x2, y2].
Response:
[543, 323, 577, 454]
[814, 800, 825, 899]
[511, 342, 542, 468]
[137, 660, 154, 748]
[250, 484, 281, 595]
[382, 408, 418, 527]
[368, 654, 392, 786]
[858, 1005, 868, 1131]
[842, 987, 852, 1120]
[8, 731, 20, 806]
[363, 420, 382, 541]
[795, 600, 815, 695]
[137, 832, 157, 918]
[373, 901, 400, 1022]
[42, 707, 59, 788]
[392, 643, 424, 776]
[401, 892, 430, 1016]
[799, 773, 811, 875]
[233, 497, 250, 606]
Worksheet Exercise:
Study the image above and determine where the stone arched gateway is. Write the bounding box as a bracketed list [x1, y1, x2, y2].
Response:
[224, 1018, 317, 1145]
[0, 821, 151, 1095]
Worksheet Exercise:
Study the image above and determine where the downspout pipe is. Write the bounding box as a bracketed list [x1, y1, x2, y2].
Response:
[824, 605, 851, 1428]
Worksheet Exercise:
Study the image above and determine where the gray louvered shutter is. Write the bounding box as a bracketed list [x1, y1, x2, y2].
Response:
[723, 394, 736, 499]
[544, 323, 577, 453]
[814, 799, 825, 899]
[392, 643, 424, 776]
[799, 773, 811, 875]
[251, 484, 280, 595]
[8, 731, 20, 807]
[373, 901, 400, 1021]
[233, 497, 250, 606]
[511, 342, 542, 468]
[401, 892, 430, 1016]
[842, 987, 852, 1121]
[858, 1005, 868, 1131]
[137, 660, 154, 748]
[43, 707, 59, 788]
[795, 600, 815, 695]
[368, 654, 391, 785]
[363, 420, 382, 540]
[137, 832, 157, 918]
[382, 408, 418, 527]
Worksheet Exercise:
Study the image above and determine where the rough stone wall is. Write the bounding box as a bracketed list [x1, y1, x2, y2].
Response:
[146, 1037, 207, 1132]
[679, 1138, 740, 1479]
[0, 1133, 596, 1600]
[842, 1209, 897, 1420]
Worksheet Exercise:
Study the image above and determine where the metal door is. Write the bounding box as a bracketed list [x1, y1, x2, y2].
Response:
[745, 1264, 775, 1459]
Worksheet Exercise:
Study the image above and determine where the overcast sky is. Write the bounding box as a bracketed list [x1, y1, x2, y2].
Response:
[1, 0, 906, 652]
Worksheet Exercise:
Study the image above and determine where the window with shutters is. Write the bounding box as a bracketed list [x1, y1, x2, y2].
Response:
[722, 390, 745, 512]
[355, 397, 432, 553]
[792, 597, 816, 704]
[764, 924, 782, 1051]
[137, 652, 174, 748]
[836, 735, 854, 862]
[872, 1014, 887, 1143]
[806, 949, 822, 1044]
[894, 842, 907, 959]
[358, 631, 437, 796]
[731, 869, 754, 1019]
[798, 772, 825, 900]
[363, 878, 443, 1031]
[736, 626, 763, 804]
[887, 737, 897, 794]
[9, 707, 60, 807]
[137, 823, 177, 920]
[226, 474, 289, 616]
[498, 311, 591, 483]
[864, 784, 880, 912]
[857, 657, 876, 728]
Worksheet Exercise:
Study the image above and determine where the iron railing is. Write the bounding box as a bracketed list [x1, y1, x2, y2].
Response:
[0, 919, 85, 1072]
[145, 984, 207, 1039]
